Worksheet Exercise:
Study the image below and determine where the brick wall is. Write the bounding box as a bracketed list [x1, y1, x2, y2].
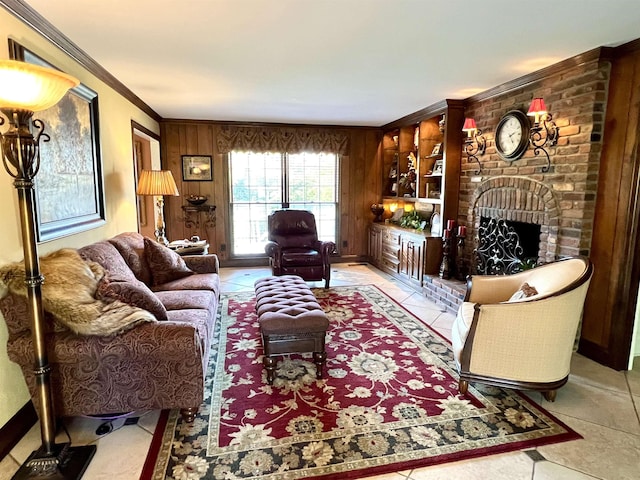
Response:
[458, 57, 611, 266]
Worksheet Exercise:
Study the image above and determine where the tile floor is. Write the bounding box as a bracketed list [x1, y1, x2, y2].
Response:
[1, 264, 639, 480]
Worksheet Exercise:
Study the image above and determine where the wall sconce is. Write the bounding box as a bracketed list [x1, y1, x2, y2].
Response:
[462, 118, 486, 175]
[136, 169, 180, 246]
[0, 60, 96, 478]
[527, 97, 558, 172]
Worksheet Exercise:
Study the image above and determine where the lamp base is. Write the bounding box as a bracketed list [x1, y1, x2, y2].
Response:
[12, 443, 96, 480]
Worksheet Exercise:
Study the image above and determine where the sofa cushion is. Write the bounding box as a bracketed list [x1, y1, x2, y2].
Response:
[155, 289, 218, 312]
[144, 238, 194, 286]
[109, 232, 152, 285]
[96, 276, 168, 321]
[78, 241, 138, 283]
[151, 273, 220, 296]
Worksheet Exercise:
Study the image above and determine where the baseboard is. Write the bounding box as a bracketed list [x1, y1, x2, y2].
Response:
[0, 401, 37, 461]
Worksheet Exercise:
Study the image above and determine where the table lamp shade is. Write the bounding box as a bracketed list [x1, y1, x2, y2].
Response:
[0, 59, 79, 112]
[136, 169, 179, 196]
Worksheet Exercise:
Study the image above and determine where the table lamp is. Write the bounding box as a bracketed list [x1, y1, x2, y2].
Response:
[136, 169, 179, 245]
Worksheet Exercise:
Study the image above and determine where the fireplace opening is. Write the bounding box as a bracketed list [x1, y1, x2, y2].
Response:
[504, 220, 541, 261]
[476, 217, 542, 274]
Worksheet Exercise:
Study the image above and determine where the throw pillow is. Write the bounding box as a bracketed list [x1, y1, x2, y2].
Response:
[144, 238, 194, 286]
[508, 282, 539, 302]
[96, 275, 168, 321]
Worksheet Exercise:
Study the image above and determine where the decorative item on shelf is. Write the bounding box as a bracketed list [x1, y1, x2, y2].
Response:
[186, 194, 208, 205]
[388, 153, 399, 195]
[462, 118, 486, 175]
[527, 97, 558, 173]
[167, 237, 209, 255]
[390, 207, 404, 223]
[439, 219, 457, 280]
[136, 169, 180, 246]
[399, 152, 417, 197]
[432, 159, 444, 175]
[399, 210, 427, 231]
[439, 114, 446, 134]
[0, 59, 96, 479]
[430, 143, 443, 157]
[370, 203, 385, 222]
[456, 225, 468, 280]
[413, 125, 420, 151]
[430, 211, 442, 236]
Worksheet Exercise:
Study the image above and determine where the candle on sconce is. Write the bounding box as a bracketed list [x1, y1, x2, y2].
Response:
[443, 229, 451, 239]
[447, 219, 455, 231]
[458, 225, 467, 237]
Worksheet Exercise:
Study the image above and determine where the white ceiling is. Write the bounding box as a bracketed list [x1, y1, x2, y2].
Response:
[22, 0, 640, 126]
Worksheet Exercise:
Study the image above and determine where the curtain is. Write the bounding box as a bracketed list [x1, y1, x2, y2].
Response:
[216, 125, 349, 155]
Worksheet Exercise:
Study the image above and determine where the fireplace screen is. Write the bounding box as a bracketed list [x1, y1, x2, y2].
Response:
[475, 217, 541, 275]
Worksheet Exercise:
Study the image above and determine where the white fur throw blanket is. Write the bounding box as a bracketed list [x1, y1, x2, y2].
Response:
[0, 248, 156, 336]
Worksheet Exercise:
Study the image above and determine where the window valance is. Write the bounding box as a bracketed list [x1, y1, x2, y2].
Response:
[216, 125, 349, 155]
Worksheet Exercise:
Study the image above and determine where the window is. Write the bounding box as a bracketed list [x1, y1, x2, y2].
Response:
[229, 151, 338, 256]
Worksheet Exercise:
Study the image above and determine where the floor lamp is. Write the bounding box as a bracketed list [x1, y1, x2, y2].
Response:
[136, 169, 179, 245]
[0, 60, 96, 478]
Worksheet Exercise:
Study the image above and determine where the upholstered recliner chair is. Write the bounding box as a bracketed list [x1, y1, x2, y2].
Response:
[264, 210, 336, 288]
[451, 256, 593, 402]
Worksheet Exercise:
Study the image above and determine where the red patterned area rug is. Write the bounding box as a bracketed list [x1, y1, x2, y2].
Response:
[142, 285, 580, 480]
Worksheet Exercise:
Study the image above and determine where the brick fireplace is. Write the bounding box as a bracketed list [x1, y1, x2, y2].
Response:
[457, 55, 610, 271]
[469, 176, 561, 269]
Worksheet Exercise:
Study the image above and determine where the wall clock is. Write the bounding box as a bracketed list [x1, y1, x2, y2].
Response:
[495, 110, 530, 161]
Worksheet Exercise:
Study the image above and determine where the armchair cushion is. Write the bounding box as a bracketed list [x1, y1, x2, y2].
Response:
[144, 238, 194, 286]
[280, 248, 324, 266]
[507, 282, 539, 302]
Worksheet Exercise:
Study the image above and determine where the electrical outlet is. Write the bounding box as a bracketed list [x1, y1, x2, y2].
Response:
[342, 240, 348, 248]
[220, 244, 226, 252]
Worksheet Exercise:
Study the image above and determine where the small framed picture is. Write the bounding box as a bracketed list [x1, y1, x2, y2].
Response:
[182, 155, 213, 181]
[431, 143, 443, 156]
[433, 159, 444, 174]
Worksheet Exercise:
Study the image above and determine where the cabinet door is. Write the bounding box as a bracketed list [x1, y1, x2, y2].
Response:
[400, 235, 425, 285]
[368, 226, 383, 265]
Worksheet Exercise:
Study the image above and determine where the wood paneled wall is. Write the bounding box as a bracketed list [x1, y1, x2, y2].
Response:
[581, 41, 640, 369]
[160, 121, 382, 264]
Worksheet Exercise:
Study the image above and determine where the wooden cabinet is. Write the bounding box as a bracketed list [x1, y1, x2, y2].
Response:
[381, 227, 401, 275]
[380, 100, 463, 227]
[400, 232, 424, 287]
[369, 223, 442, 290]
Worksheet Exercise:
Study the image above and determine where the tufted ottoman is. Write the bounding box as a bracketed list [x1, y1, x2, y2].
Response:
[254, 275, 329, 385]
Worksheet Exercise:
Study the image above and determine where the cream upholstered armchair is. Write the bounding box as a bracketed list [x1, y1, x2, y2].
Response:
[451, 256, 593, 402]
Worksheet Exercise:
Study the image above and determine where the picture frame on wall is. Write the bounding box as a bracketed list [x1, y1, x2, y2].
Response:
[9, 40, 106, 242]
[182, 155, 213, 181]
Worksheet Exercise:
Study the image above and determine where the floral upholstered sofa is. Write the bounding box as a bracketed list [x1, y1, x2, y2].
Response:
[0, 232, 220, 422]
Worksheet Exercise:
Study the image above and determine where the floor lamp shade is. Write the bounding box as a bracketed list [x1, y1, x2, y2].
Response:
[136, 170, 179, 245]
[0, 60, 97, 478]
